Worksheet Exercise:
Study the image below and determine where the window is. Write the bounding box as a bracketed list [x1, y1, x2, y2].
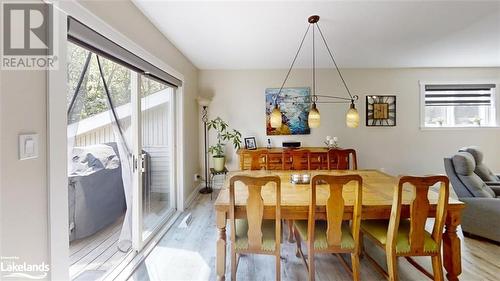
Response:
[421, 83, 498, 128]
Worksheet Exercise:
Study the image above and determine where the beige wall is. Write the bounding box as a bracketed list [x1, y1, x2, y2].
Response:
[199, 68, 500, 175]
[79, 0, 200, 202]
[0, 0, 199, 277]
[0, 63, 50, 274]
[0, 0, 50, 274]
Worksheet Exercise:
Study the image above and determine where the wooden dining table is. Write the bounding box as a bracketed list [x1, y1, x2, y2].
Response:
[214, 170, 465, 281]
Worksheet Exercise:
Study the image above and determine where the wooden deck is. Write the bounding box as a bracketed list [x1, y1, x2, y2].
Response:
[70, 216, 129, 281]
[128, 190, 500, 281]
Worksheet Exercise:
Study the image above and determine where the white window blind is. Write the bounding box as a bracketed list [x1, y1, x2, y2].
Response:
[425, 84, 495, 107]
[422, 83, 497, 128]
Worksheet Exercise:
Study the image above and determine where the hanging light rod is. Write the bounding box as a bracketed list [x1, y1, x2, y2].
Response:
[269, 15, 360, 129]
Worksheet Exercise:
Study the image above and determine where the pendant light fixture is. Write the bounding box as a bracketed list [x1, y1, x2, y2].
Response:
[270, 101, 282, 128]
[346, 100, 360, 128]
[272, 15, 359, 129]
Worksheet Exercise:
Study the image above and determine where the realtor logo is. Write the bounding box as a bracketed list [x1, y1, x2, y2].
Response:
[1, 2, 58, 69]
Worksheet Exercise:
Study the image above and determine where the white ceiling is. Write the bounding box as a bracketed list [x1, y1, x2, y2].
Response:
[133, 1, 500, 69]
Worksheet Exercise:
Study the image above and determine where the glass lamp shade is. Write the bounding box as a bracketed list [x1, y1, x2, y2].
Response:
[308, 103, 321, 128]
[346, 103, 360, 128]
[197, 96, 211, 107]
[270, 105, 282, 128]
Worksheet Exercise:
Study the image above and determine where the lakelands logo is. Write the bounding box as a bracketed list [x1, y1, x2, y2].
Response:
[1, 1, 58, 69]
[1, 256, 50, 279]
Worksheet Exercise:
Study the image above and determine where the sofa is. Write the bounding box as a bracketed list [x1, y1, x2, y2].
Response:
[444, 148, 500, 242]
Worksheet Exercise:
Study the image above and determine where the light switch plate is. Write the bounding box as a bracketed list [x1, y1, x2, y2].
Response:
[19, 134, 39, 160]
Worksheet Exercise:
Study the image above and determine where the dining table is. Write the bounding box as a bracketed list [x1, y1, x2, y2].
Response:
[214, 169, 465, 281]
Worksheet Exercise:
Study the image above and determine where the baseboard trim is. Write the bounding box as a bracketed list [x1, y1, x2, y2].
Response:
[184, 184, 201, 210]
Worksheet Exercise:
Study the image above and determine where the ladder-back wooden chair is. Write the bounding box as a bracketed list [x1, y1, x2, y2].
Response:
[293, 175, 363, 281]
[247, 150, 269, 170]
[282, 149, 311, 170]
[327, 149, 358, 170]
[229, 175, 282, 280]
[361, 175, 449, 281]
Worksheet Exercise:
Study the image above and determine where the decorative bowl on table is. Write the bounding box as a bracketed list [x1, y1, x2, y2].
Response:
[290, 173, 311, 184]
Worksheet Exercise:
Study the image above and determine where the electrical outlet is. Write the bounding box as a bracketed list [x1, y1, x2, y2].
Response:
[194, 174, 201, 181]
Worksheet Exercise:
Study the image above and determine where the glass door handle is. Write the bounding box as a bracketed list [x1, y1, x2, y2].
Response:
[141, 153, 146, 173]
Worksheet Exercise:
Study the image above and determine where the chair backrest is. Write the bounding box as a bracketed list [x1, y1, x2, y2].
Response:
[309, 175, 363, 250]
[327, 149, 358, 170]
[387, 176, 449, 255]
[282, 149, 311, 170]
[247, 150, 269, 170]
[444, 157, 473, 198]
[229, 175, 281, 251]
[459, 146, 499, 182]
[451, 152, 495, 198]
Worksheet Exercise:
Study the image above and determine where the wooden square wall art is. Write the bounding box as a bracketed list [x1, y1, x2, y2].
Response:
[366, 95, 396, 126]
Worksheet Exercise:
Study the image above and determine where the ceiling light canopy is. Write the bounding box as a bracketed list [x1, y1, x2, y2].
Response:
[270, 15, 359, 129]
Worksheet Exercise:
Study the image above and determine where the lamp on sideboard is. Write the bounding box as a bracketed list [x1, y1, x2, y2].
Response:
[197, 96, 212, 194]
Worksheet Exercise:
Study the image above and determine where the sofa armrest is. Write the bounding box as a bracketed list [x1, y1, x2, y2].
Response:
[487, 186, 500, 196]
[460, 197, 500, 217]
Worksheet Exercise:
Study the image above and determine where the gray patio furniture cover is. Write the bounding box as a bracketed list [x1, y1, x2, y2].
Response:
[68, 143, 126, 241]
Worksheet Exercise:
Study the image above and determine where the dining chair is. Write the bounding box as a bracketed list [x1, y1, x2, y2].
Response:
[229, 175, 282, 280]
[293, 174, 363, 281]
[327, 149, 358, 170]
[282, 149, 311, 170]
[360, 175, 449, 281]
[247, 150, 269, 170]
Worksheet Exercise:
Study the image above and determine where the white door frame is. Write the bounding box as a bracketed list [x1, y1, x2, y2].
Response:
[47, 1, 185, 279]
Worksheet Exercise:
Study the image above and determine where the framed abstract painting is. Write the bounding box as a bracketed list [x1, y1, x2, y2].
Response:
[265, 87, 310, 135]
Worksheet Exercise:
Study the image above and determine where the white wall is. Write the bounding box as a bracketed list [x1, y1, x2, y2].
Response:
[199, 68, 500, 175]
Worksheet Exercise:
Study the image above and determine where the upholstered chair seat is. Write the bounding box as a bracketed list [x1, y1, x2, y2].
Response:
[361, 219, 439, 254]
[234, 219, 277, 252]
[293, 220, 355, 250]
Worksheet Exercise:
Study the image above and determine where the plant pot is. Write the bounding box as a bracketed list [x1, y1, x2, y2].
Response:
[213, 156, 226, 172]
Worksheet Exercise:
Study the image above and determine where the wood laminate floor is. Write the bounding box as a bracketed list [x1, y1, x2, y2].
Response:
[129, 191, 500, 281]
[70, 193, 172, 281]
[70, 216, 128, 281]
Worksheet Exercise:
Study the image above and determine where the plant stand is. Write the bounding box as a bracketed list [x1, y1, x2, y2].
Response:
[202, 167, 228, 200]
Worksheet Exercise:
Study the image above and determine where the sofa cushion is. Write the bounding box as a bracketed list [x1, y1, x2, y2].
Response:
[460, 147, 499, 182]
[453, 152, 495, 198]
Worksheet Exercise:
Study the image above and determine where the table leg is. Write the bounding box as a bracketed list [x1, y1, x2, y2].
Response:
[216, 210, 227, 281]
[443, 208, 462, 281]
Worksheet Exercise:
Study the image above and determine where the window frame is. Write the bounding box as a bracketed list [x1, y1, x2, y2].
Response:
[419, 81, 500, 130]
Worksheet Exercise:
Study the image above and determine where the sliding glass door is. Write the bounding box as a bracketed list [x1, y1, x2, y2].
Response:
[67, 40, 177, 279]
[139, 76, 176, 242]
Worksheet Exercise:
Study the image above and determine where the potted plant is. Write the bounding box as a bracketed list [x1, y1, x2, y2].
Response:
[207, 117, 242, 171]
[471, 117, 482, 126]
